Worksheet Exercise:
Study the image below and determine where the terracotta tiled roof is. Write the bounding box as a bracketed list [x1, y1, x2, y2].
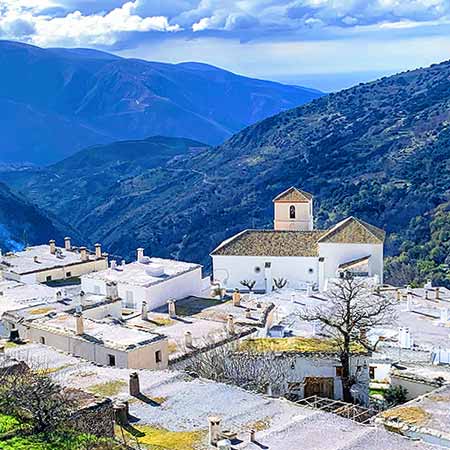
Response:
[211, 230, 327, 257]
[318, 217, 385, 244]
[273, 187, 313, 203]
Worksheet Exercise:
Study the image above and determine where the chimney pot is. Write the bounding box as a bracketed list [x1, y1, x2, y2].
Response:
[75, 312, 84, 336]
[168, 299, 176, 318]
[49, 240, 56, 255]
[141, 301, 148, 321]
[64, 237, 71, 251]
[129, 372, 140, 397]
[80, 246, 88, 262]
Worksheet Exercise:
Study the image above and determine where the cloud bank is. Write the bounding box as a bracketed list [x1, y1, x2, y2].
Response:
[1, 0, 450, 48]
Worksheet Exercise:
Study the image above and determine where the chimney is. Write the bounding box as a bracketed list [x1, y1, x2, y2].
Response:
[106, 281, 119, 300]
[425, 279, 433, 290]
[250, 430, 256, 443]
[129, 372, 140, 397]
[121, 260, 126, 267]
[232, 289, 241, 307]
[245, 308, 252, 319]
[110, 260, 117, 270]
[75, 312, 84, 336]
[168, 299, 176, 318]
[185, 331, 193, 348]
[95, 243, 102, 259]
[137, 248, 144, 262]
[406, 293, 413, 311]
[49, 240, 56, 255]
[227, 314, 235, 335]
[399, 327, 411, 349]
[436, 287, 441, 300]
[306, 283, 313, 297]
[55, 290, 62, 301]
[425, 289, 430, 300]
[79, 290, 86, 306]
[396, 289, 401, 301]
[80, 246, 88, 262]
[141, 301, 148, 321]
[208, 416, 222, 446]
[64, 237, 71, 251]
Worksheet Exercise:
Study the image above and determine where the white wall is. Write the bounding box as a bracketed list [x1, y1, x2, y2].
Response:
[318, 243, 383, 291]
[82, 267, 203, 311]
[212, 255, 319, 291]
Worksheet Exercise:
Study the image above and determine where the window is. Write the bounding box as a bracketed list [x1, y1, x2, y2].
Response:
[40, 336, 46, 345]
[46, 275, 52, 282]
[155, 350, 162, 364]
[289, 205, 296, 219]
[369, 366, 376, 380]
[308, 268, 314, 274]
[335, 366, 343, 377]
[108, 354, 116, 366]
[66, 271, 71, 278]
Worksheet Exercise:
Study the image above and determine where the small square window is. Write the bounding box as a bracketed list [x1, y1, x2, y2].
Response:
[108, 354, 116, 366]
[40, 336, 46, 345]
[66, 271, 71, 278]
[369, 366, 376, 380]
[335, 366, 343, 377]
[155, 350, 162, 364]
[46, 275, 52, 282]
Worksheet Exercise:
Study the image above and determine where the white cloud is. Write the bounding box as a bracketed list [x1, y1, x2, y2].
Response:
[0, 0, 181, 47]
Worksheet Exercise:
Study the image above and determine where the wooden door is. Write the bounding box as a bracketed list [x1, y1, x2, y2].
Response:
[304, 377, 334, 399]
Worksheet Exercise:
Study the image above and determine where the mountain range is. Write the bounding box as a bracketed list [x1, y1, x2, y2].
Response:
[0, 40, 321, 165]
[4, 59, 450, 285]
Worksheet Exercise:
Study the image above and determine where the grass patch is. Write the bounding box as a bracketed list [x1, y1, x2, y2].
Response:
[87, 380, 126, 397]
[118, 425, 205, 450]
[249, 418, 271, 431]
[149, 316, 173, 327]
[382, 406, 430, 426]
[369, 388, 386, 397]
[0, 414, 22, 434]
[36, 364, 73, 375]
[240, 337, 365, 354]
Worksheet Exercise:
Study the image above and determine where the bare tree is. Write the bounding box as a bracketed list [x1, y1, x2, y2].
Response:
[273, 278, 288, 289]
[240, 280, 256, 291]
[299, 274, 396, 402]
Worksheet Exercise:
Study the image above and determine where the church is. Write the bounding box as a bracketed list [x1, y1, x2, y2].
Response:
[211, 187, 385, 292]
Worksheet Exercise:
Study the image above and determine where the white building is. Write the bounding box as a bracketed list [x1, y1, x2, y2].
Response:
[211, 187, 385, 292]
[81, 249, 205, 310]
[0, 238, 108, 284]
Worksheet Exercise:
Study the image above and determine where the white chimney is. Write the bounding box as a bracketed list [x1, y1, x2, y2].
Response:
[425, 279, 433, 290]
[55, 290, 62, 301]
[436, 287, 441, 300]
[137, 248, 144, 262]
[49, 240, 56, 255]
[306, 283, 313, 297]
[185, 331, 193, 348]
[208, 417, 222, 446]
[168, 299, 176, 318]
[95, 243, 102, 259]
[121, 260, 126, 266]
[64, 237, 71, 251]
[227, 314, 235, 335]
[75, 312, 84, 336]
[406, 293, 413, 311]
[399, 327, 411, 349]
[106, 281, 119, 300]
[141, 301, 148, 321]
[232, 289, 241, 307]
[80, 246, 88, 262]
[110, 260, 117, 270]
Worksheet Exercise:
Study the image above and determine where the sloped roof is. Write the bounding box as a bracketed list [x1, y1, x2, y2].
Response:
[273, 187, 313, 203]
[211, 230, 326, 257]
[338, 255, 371, 270]
[318, 217, 385, 244]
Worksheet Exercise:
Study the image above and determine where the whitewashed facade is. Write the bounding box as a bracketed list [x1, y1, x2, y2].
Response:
[211, 187, 385, 292]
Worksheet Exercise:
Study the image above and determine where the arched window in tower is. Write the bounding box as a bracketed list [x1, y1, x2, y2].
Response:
[290, 205, 296, 219]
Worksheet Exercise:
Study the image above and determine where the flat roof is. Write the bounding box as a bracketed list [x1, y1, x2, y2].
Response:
[0, 245, 103, 275]
[3, 343, 436, 450]
[83, 257, 201, 287]
[33, 314, 163, 351]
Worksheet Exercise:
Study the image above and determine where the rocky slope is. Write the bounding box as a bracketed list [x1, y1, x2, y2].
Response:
[0, 40, 321, 164]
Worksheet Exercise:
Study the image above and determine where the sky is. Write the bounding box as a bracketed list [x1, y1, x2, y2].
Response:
[2, 0, 450, 91]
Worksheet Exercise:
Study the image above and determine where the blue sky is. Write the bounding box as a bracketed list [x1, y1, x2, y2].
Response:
[2, 0, 450, 91]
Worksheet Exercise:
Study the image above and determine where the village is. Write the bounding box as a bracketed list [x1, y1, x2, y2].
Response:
[1, 187, 449, 450]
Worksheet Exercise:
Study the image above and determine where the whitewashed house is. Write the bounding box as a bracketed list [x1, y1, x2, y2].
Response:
[211, 187, 385, 292]
[81, 249, 205, 310]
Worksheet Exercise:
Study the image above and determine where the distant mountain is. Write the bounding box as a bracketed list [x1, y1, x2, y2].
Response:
[0, 40, 322, 165]
[0, 182, 68, 252]
[7, 60, 450, 286]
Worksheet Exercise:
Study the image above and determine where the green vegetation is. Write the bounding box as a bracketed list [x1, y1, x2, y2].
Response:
[384, 385, 408, 406]
[118, 425, 205, 450]
[0, 414, 22, 434]
[87, 380, 126, 397]
[240, 337, 365, 354]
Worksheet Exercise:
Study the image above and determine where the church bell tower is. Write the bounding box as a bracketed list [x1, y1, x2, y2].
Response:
[273, 187, 313, 231]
